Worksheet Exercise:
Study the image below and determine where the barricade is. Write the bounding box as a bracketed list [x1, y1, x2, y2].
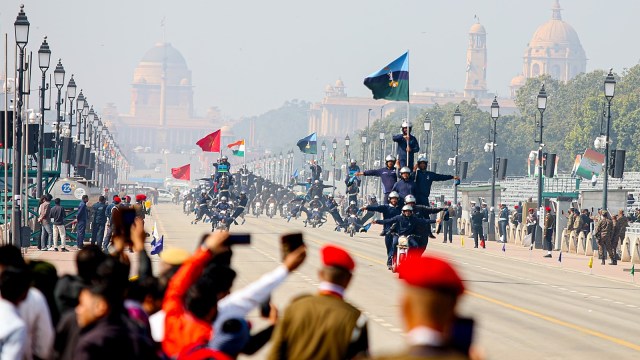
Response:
[577, 232, 587, 255]
[621, 235, 632, 262]
[585, 233, 596, 256]
[568, 231, 577, 253]
[630, 236, 640, 264]
[560, 229, 569, 253]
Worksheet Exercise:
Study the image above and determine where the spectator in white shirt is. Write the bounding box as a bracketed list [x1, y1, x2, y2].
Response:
[0, 266, 31, 360]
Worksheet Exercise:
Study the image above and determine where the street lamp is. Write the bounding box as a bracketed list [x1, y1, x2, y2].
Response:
[66, 76, 77, 177]
[279, 152, 283, 185]
[12, 5, 30, 245]
[36, 36, 51, 197]
[53, 59, 65, 170]
[603, 69, 616, 210]
[321, 140, 326, 167]
[424, 115, 432, 170]
[536, 84, 547, 220]
[345, 135, 351, 175]
[488, 96, 500, 241]
[453, 106, 462, 207]
[332, 138, 337, 195]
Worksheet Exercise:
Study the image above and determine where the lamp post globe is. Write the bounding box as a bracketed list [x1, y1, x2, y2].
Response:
[14, 5, 30, 49]
[67, 75, 77, 100]
[54, 60, 65, 89]
[38, 37, 51, 71]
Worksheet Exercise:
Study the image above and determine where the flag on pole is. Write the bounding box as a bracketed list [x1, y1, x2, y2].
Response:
[227, 139, 245, 157]
[588, 256, 593, 269]
[171, 164, 191, 180]
[296, 133, 317, 154]
[363, 52, 409, 101]
[558, 252, 562, 263]
[631, 264, 635, 276]
[151, 222, 159, 246]
[461, 236, 464, 247]
[196, 130, 221, 152]
[150, 222, 164, 255]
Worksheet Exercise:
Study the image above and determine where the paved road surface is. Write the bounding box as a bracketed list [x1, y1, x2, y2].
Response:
[29, 203, 640, 359]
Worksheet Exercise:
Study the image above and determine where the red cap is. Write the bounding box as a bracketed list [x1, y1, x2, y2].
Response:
[136, 194, 147, 201]
[321, 245, 355, 272]
[545, 207, 551, 212]
[514, 205, 519, 209]
[114, 196, 121, 203]
[125, 195, 131, 201]
[398, 256, 464, 296]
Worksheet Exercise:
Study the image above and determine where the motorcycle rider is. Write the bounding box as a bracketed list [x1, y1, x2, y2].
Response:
[288, 195, 310, 224]
[373, 205, 435, 268]
[359, 195, 379, 225]
[413, 157, 456, 206]
[344, 200, 363, 232]
[403, 194, 442, 242]
[392, 120, 420, 169]
[307, 195, 326, 226]
[309, 159, 323, 182]
[232, 191, 249, 225]
[345, 159, 361, 187]
[265, 194, 278, 216]
[191, 191, 211, 224]
[356, 155, 398, 204]
[362, 191, 401, 269]
[214, 155, 232, 182]
[325, 194, 345, 231]
[391, 167, 416, 205]
[213, 196, 233, 229]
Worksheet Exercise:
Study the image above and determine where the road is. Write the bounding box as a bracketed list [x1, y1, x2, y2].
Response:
[147, 203, 640, 359]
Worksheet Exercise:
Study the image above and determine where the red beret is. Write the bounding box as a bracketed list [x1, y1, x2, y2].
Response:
[514, 205, 519, 209]
[321, 245, 355, 272]
[545, 207, 551, 212]
[136, 194, 147, 201]
[125, 195, 131, 201]
[114, 196, 121, 203]
[398, 256, 464, 296]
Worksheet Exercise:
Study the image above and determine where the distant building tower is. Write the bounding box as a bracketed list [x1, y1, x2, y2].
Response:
[513, 0, 586, 90]
[463, 19, 488, 99]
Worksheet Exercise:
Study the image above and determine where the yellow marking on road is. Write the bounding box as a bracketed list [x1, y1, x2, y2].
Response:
[467, 290, 640, 352]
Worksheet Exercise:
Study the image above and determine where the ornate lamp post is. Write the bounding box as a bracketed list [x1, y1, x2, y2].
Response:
[332, 138, 337, 195]
[36, 36, 51, 197]
[535, 84, 547, 215]
[65, 76, 76, 177]
[321, 141, 326, 167]
[344, 135, 350, 171]
[603, 69, 616, 210]
[487, 97, 500, 241]
[424, 115, 432, 170]
[53, 60, 65, 170]
[453, 106, 462, 207]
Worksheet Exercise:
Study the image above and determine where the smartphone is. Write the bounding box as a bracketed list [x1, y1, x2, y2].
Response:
[112, 207, 137, 243]
[227, 234, 251, 245]
[281, 233, 304, 260]
[450, 317, 475, 354]
[260, 296, 271, 317]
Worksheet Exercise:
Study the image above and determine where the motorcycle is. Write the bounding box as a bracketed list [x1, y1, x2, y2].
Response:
[391, 235, 411, 273]
[346, 214, 358, 237]
[281, 203, 289, 218]
[183, 199, 192, 214]
[213, 210, 230, 231]
[254, 202, 262, 218]
[309, 208, 323, 228]
[267, 203, 276, 218]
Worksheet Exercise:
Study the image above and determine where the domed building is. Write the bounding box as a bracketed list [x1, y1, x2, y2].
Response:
[107, 42, 221, 152]
[464, 19, 488, 99]
[511, 0, 587, 95]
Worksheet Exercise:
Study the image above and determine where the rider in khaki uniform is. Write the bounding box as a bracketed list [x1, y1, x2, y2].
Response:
[268, 245, 368, 360]
[375, 256, 470, 360]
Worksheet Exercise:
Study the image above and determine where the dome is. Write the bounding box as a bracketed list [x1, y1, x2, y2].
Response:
[528, 1, 583, 51]
[335, 79, 344, 87]
[325, 84, 334, 92]
[510, 74, 526, 87]
[469, 22, 486, 34]
[140, 42, 188, 67]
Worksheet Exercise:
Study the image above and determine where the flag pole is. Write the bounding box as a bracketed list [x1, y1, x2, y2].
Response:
[406, 50, 410, 169]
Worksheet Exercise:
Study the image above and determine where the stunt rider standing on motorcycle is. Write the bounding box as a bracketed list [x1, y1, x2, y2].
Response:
[413, 157, 457, 206]
[403, 194, 443, 241]
[356, 155, 398, 204]
[362, 191, 401, 268]
[391, 167, 416, 206]
[373, 205, 435, 270]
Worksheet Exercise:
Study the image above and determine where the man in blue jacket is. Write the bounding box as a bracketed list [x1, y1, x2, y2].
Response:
[412, 157, 456, 206]
[91, 196, 107, 248]
[357, 155, 398, 204]
[74, 195, 89, 249]
[392, 121, 420, 168]
[391, 167, 415, 205]
[362, 191, 401, 268]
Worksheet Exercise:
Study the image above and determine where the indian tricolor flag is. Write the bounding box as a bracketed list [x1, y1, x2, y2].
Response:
[227, 139, 245, 157]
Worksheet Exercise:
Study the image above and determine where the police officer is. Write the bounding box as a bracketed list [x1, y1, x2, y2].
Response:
[392, 120, 420, 169]
[471, 206, 485, 248]
[356, 155, 398, 204]
[413, 157, 455, 206]
[91, 196, 107, 248]
[232, 191, 249, 225]
[214, 155, 232, 182]
[345, 159, 361, 187]
[595, 210, 614, 265]
[310, 159, 323, 182]
[363, 191, 401, 269]
[498, 204, 509, 242]
[374, 205, 435, 262]
[543, 206, 556, 258]
[391, 167, 416, 205]
[325, 194, 345, 231]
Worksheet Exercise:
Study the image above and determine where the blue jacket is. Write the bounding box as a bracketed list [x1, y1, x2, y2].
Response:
[392, 134, 420, 164]
[215, 202, 231, 211]
[363, 167, 398, 194]
[391, 178, 416, 201]
[413, 170, 453, 205]
[92, 202, 107, 224]
[345, 165, 361, 186]
[77, 201, 89, 222]
[378, 214, 434, 236]
[366, 204, 401, 231]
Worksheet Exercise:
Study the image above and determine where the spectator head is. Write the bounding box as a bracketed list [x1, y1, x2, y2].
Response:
[185, 265, 236, 323]
[46, 193, 53, 201]
[99, 195, 106, 203]
[319, 245, 354, 289]
[128, 276, 162, 316]
[76, 245, 108, 284]
[54, 198, 61, 205]
[82, 195, 89, 202]
[76, 257, 129, 328]
[397, 256, 464, 337]
[159, 248, 190, 274]
[0, 245, 26, 272]
[209, 318, 250, 358]
[619, 209, 625, 216]
[40, 195, 48, 203]
[0, 267, 31, 305]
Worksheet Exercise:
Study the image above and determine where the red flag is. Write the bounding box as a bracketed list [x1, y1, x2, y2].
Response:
[171, 164, 191, 180]
[196, 130, 221, 152]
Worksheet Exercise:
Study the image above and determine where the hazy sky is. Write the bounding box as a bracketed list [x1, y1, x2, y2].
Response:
[2, 0, 639, 119]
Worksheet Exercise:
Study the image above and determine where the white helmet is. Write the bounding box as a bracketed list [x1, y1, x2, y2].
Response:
[221, 196, 227, 202]
[350, 159, 357, 164]
[401, 120, 412, 128]
[350, 201, 356, 205]
[388, 191, 400, 199]
[402, 205, 413, 212]
[404, 194, 416, 204]
[400, 167, 411, 174]
[314, 195, 319, 199]
[385, 155, 396, 162]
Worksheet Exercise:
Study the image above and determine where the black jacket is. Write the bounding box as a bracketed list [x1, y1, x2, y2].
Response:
[50, 204, 66, 225]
